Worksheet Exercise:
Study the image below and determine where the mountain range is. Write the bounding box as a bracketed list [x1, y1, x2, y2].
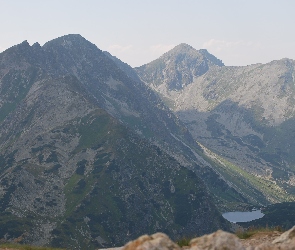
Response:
[0, 35, 231, 249]
[0, 34, 294, 249]
[135, 43, 295, 205]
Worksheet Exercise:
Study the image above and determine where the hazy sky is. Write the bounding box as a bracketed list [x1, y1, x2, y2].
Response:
[1, 0, 295, 67]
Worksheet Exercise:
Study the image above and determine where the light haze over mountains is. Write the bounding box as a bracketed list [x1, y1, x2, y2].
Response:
[1, 34, 295, 248]
[1, 1, 295, 67]
[1, 1, 295, 249]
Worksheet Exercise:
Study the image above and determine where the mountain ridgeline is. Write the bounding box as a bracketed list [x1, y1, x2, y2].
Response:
[0, 35, 231, 249]
[1, 35, 295, 249]
[135, 43, 295, 206]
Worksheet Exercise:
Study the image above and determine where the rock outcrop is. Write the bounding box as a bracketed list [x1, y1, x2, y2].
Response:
[123, 233, 180, 250]
[120, 226, 295, 250]
[189, 230, 244, 250]
[271, 226, 295, 247]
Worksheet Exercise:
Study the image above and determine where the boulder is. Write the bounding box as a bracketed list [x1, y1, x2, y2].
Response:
[120, 226, 295, 250]
[122, 233, 180, 250]
[189, 230, 245, 250]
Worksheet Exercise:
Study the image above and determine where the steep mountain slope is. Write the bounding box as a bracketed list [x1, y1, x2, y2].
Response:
[105, 47, 265, 210]
[40, 35, 203, 168]
[0, 35, 201, 174]
[0, 36, 230, 249]
[44, 36, 261, 210]
[136, 44, 295, 205]
[175, 59, 295, 180]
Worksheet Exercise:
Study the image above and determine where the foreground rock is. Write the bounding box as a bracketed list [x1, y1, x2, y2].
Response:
[120, 226, 295, 250]
[240, 231, 282, 249]
[123, 233, 180, 250]
[189, 230, 244, 250]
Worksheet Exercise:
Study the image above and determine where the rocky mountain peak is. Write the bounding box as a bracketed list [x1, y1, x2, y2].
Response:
[32, 42, 41, 48]
[135, 44, 224, 91]
[167, 43, 195, 54]
[42, 34, 102, 62]
[4, 40, 32, 56]
[0, 40, 40, 71]
[43, 34, 89, 48]
[20, 40, 30, 47]
[39, 34, 118, 80]
[159, 43, 223, 67]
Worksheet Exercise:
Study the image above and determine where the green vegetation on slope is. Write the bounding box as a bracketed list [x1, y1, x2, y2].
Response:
[199, 143, 295, 209]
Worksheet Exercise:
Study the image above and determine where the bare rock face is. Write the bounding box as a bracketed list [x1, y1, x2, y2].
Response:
[189, 230, 245, 250]
[122, 233, 180, 250]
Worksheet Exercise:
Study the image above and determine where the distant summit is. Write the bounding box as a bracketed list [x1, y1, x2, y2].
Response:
[43, 34, 90, 47]
[135, 43, 224, 90]
[167, 43, 195, 53]
[162, 43, 223, 66]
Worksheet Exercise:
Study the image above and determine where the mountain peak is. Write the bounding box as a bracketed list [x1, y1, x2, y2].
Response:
[173, 43, 195, 51]
[11, 40, 31, 51]
[162, 43, 223, 67]
[161, 43, 196, 57]
[136, 43, 224, 90]
[21, 40, 30, 46]
[42, 34, 97, 51]
[47, 33, 84, 42]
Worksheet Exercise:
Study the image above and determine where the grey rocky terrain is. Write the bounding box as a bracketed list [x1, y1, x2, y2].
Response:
[2, 35, 295, 249]
[0, 35, 231, 249]
[135, 44, 295, 206]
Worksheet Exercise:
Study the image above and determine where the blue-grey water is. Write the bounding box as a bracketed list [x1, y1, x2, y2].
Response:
[222, 210, 264, 223]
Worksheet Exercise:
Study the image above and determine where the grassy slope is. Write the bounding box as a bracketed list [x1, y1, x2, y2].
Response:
[199, 143, 295, 209]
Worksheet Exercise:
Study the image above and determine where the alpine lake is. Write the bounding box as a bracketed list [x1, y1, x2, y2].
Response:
[222, 209, 264, 223]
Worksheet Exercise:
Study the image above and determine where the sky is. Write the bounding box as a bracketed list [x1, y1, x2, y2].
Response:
[1, 0, 295, 67]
